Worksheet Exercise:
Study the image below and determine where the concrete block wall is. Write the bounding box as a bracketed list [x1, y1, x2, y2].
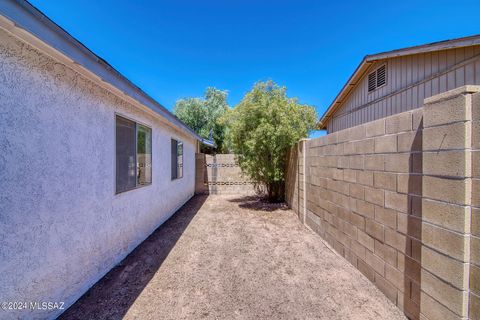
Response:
[286, 86, 480, 319]
[195, 154, 256, 195]
[195, 153, 209, 194]
[286, 140, 307, 222]
[469, 89, 480, 320]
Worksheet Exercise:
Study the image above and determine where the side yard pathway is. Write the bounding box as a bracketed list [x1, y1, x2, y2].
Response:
[61, 195, 405, 320]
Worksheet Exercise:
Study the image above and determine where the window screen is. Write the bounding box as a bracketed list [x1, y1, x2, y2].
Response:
[171, 139, 178, 180]
[116, 115, 152, 193]
[116, 116, 137, 193]
[171, 139, 183, 180]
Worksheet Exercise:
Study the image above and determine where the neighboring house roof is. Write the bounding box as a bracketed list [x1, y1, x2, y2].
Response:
[0, 0, 214, 145]
[201, 138, 217, 149]
[318, 34, 480, 129]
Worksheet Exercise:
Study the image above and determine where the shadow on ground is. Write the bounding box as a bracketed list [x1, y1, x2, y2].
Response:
[60, 195, 208, 320]
[60, 194, 405, 320]
[228, 195, 289, 212]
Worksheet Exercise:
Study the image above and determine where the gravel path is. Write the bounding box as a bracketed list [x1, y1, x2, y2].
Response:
[61, 195, 406, 320]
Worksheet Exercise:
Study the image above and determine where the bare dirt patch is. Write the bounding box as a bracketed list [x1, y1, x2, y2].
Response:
[61, 195, 405, 320]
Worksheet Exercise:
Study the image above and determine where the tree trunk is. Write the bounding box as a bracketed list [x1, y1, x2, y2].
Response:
[266, 181, 285, 203]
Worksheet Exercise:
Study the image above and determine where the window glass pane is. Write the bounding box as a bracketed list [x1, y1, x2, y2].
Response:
[171, 139, 177, 180]
[177, 142, 183, 178]
[116, 116, 136, 193]
[137, 124, 152, 185]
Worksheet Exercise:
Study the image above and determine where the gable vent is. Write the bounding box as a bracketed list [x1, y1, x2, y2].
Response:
[368, 64, 387, 92]
[377, 65, 386, 87]
[368, 71, 377, 92]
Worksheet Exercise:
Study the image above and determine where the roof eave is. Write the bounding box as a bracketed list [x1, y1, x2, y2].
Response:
[318, 58, 374, 129]
[0, 0, 203, 141]
[366, 34, 480, 61]
[201, 139, 217, 149]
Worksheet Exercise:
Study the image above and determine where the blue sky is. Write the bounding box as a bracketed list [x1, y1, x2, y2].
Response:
[30, 0, 479, 121]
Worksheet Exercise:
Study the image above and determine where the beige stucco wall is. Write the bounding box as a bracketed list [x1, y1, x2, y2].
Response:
[287, 86, 480, 319]
[0, 28, 196, 319]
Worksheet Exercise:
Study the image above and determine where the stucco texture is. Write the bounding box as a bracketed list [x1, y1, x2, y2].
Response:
[0, 28, 196, 319]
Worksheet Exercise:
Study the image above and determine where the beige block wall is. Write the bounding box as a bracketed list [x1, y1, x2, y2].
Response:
[286, 86, 480, 320]
[285, 147, 299, 214]
[471, 91, 480, 320]
[286, 141, 307, 222]
[195, 154, 256, 195]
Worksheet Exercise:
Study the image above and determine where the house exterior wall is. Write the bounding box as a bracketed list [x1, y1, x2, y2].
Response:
[0, 28, 196, 319]
[287, 86, 480, 319]
[328, 46, 480, 132]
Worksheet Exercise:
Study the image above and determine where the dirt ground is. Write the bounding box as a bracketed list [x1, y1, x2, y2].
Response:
[61, 195, 406, 320]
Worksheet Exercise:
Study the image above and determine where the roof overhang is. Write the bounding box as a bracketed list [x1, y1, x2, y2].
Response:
[318, 34, 480, 130]
[317, 58, 374, 129]
[201, 139, 217, 149]
[0, 0, 204, 141]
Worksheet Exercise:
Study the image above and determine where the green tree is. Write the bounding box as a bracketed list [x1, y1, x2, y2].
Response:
[226, 81, 317, 202]
[174, 88, 229, 152]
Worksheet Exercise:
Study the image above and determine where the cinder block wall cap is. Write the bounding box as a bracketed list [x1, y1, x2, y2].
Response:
[424, 85, 480, 105]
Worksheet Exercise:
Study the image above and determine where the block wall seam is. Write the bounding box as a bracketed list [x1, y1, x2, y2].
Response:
[466, 92, 473, 319]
